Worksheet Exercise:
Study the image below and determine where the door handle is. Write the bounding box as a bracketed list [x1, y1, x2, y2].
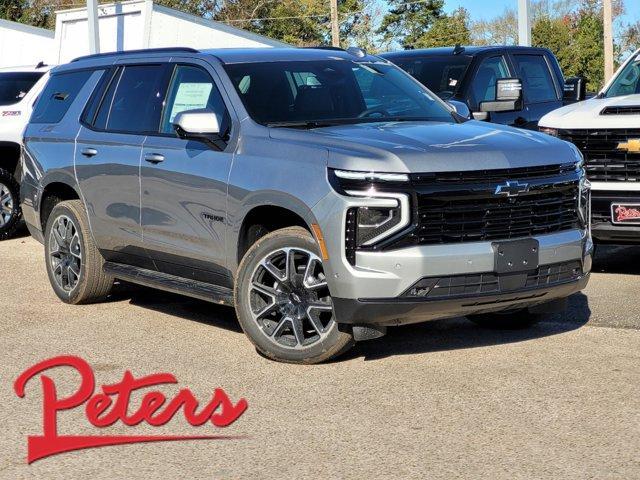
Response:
[81, 148, 98, 157]
[144, 153, 165, 164]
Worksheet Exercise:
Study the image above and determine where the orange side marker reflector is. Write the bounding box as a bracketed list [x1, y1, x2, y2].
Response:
[311, 224, 330, 261]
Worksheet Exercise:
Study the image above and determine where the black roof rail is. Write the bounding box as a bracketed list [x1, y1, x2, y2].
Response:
[303, 46, 345, 52]
[71, 47, 200, 63]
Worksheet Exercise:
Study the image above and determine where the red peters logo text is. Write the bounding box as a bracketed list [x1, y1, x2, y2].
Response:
[614, 205, 640, 223]
[14, 355, 248, 463]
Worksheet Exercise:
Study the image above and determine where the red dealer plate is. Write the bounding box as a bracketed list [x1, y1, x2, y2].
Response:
[611, 203, 640, 225]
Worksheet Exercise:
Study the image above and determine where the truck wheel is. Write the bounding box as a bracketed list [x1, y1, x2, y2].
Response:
[0, 168, 21, 241]
[467, 309, 542, 329]
[44, 200, 113, 304]
[235, 226, 354, 364]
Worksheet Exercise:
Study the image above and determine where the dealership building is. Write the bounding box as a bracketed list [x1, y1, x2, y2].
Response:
[0, 0, 287, 68]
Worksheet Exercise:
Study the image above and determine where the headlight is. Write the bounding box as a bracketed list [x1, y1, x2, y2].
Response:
[349, 203, 403, 246]
[344, 190, 410, 265]
[539, 126, 559, 137]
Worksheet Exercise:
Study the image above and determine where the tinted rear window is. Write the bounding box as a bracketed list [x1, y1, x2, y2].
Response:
[31, 70, 93, 124]
[0, 72, 43, 106]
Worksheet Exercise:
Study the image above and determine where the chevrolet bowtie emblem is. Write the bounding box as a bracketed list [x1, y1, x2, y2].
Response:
[495, 180, 529, 197]
[618, 139, 640, 154]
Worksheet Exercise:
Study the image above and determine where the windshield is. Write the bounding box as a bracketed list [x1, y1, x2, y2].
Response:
[605, 54, 640, 98]
[223, 60, 454, 127]
[389, 55, 472, 100]
[0, 72, 43, 106]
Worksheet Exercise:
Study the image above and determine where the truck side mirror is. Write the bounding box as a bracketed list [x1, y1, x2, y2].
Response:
[479, 78, 523, 113]
[563, 76, 587, 103]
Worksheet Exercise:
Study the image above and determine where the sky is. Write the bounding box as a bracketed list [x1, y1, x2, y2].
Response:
[443, 0, 639, 24]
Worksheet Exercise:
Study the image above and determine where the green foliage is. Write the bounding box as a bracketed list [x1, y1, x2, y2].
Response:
[413, 7, 471, 48]
[532, 8, 604, 92]
[377, 0, 444, 49]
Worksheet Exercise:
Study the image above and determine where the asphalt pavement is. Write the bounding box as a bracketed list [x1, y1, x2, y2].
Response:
[1, 230, 638, 479]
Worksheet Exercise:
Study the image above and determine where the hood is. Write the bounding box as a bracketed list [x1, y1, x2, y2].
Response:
[269, 120, 577, 173]
[540, 95, 640, 130]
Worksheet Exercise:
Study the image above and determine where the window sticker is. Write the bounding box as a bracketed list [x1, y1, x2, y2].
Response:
[169, 82, 213, 122]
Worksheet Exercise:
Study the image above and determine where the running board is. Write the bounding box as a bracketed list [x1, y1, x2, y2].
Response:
[103, 262, 234, 306]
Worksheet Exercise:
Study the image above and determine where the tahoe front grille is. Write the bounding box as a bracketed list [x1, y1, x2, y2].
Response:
[413, 184, 580, 245]
[557, 128, 640, 182]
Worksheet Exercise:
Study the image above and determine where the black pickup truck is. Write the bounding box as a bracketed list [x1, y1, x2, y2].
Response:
[381, 46, 585, 130]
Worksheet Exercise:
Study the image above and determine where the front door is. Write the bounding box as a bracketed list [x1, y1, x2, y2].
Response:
[140, 62, 234, 286]
[468, 55, 522, 126]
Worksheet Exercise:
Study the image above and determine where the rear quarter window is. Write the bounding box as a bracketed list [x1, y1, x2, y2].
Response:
[31, 70, 94, 124]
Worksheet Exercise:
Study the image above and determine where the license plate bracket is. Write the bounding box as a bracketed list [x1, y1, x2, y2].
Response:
[492, 238, 539, 274]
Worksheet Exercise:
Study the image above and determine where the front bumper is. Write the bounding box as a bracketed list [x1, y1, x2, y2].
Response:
[334, 274, 589, 326]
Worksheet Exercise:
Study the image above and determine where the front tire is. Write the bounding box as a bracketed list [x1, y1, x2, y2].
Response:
[0, 168, 21, 241]
[467, 309, 542, 329]
[44, 200, 113, 304]
[235, 226, 354, 364]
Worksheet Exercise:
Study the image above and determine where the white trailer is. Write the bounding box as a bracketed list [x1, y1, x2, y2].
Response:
[0, 19, 55, 68]
[54, 0, 288, 64]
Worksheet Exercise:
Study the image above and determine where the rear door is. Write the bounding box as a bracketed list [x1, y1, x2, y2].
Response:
[140, 59, 235, 286]
[75, 62, 171, 267]
[509, 52, 563, 129]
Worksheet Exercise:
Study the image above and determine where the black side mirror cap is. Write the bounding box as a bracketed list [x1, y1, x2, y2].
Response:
[479, 78, 523, 113]
[563, 76, 587, 103]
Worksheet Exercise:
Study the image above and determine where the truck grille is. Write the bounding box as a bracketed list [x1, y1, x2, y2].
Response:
[414, 185, 580, 244]
[557, 128, 640, 182]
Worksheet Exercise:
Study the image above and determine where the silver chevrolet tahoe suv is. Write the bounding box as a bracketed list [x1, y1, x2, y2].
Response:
[21, 47, 592, 364]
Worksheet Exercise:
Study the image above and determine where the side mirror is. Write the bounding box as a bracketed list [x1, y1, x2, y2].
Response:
[173, 108, 221, 144]
[447, 100, 471, 120]
[479, 78, 523, 113]
[563, 76, 587, 103]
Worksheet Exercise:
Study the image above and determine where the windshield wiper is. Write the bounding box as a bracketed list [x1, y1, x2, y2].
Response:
[267, 117, 441, 129]
[266, 120, 345, 129]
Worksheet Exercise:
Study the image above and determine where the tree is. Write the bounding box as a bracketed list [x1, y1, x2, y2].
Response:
[413, 7, 471, 48]
[377, 0, 445, 49]
[215, 0, 369, 47]
[470, 8, 518, 45]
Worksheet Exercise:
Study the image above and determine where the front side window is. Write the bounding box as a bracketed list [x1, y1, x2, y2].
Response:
[605, 54, 640, 98]
[93, 64, 168, 133]
[0, 72, 44, 106]
[392, 55, 472, 99]
[512, 54, 558, 103]
[471, 56, 510, 107]
[224, 60, 454, 127]
[160, 65, 229, 135]
[31, 70, 93, 124]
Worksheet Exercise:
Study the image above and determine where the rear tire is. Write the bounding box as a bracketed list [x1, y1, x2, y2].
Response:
[467, 309, 542, 329]
[235, 226, 354, 364]
[44, 199, 113, 304]
[0, 168, 21, 241]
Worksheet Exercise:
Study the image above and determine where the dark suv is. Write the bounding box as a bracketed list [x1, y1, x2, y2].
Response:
[21, 47, 591, 364]
[381, 46, 584, 130]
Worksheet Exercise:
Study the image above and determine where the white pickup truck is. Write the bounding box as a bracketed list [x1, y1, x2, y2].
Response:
[540, 48, 640, 244]
[0, 63, 51, 240]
